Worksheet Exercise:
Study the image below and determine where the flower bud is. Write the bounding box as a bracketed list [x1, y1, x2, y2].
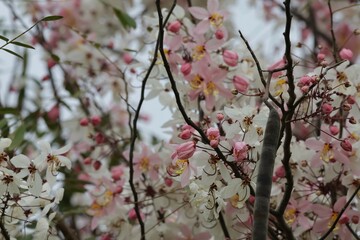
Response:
[233, 75, 249, 93]
[223, 50, 238, 67]
[180, 63, 192, 76]
[322, 103, 333, 114]
[167, 20, 181, 33]
[178, 129, 192, 140]
[341, 139, 352, 152]
[317, 53, 325, 61]
[80, 118, 89, 126]
[91, 115, 102, 126]
[93, 160, 102, 170]
[123, 53, 133, 64]
[347, 96, 356, 105]
[339, 48, 353, 61]
[216, 113, 224, 121]
[329, 125, 339, 135]
[215, 29, 224, 40]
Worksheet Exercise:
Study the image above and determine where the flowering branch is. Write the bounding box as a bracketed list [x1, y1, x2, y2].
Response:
[319, 185, 360, 240]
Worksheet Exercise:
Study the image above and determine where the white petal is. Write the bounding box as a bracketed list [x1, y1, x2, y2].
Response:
[10, 154, 30, 168]
[0, 138, 12, 149]
[53, 143, 72, 155]
[58, 156, 72, 169]
[38, 141, 52, 154]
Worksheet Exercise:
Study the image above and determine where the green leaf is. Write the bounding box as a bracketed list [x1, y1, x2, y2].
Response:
[10, 41, 35, 49]
[9, 124, 26, 150]
[51, 53, 60, 62]
[0, 119, 8, 130]
[1, 48, 23, 59]
[41, 15, 63, 22]
[0, 108, 20, 115]
[0, 35, 9, 42]
[113, 8, 136, 29]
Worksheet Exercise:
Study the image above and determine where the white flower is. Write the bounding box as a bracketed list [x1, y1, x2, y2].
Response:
[11, 154, 42, 197]
[0, 168, 22, 197]
[34, 141, 72, 186]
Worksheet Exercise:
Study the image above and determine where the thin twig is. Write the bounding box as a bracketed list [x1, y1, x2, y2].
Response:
[327, 0, 339, 62]
[319, 185, 360, 240]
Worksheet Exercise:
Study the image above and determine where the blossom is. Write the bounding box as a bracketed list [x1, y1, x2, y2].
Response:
[33, 141, 72, 186]
[132, 144, 161, 181]
[339, 48, 353, 61]
[305, 129, 350, 168]
[171, 141, 196, 160]
[188, 0, 229, 34]
[233, 141, 248, 161]
[11, 154, 42, 196]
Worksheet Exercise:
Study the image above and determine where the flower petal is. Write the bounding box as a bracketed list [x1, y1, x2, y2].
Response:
[188, 7, 209, 19]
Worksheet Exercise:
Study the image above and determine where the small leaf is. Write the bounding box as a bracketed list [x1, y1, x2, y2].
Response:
[0, 108, 20, 115]
[41, 15, 63, 22]
[113, 8, 136, 29]
[9, 124, 26, 150]
[51, 54, 60, 62]
[10, 41, 35, 49]
[1, 48, 23, 59]
[0, 35, 9, 42]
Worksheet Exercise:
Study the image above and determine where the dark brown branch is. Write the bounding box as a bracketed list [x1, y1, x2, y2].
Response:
[0, 221, 10, 240]
[327, 0, 340, 62]
[218, 211, 230, 239]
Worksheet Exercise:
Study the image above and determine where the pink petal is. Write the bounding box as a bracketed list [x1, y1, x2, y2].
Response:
[207, 0, 219, 13]
[194, 20, 210, 35]
[188, 7, 209, 19]
[305, 138, 324, 151]
[312, 204, 332, 218]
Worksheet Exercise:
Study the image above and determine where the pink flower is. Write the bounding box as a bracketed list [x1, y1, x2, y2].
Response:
[305, 128, 350, 167]
[339, 48, 353, 61]
[188, 0, 229, 34]
[312, 197, 354, 239]
[171, 141, 196, 160]
[207, 127, 220, 148]
[167, 20, 181, 33]
[233, 141, 248, 161]
[284, 198, 312, 234]
[233, 75, 249, 93]
[321, 103, 333, 114]
[223, 50, 238, 67]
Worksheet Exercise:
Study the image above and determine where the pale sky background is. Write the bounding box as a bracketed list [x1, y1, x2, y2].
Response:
[0, 1, 281, 142]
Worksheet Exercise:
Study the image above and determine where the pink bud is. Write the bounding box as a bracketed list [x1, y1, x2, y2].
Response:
[171, 141, 196, 160]
[178, 129, 192, 140]
[339, 48, 353, 61]
[91, 115, 102, 126]
[347, 96, 356, 105]
[233, 75, 249, 93]
[275, 166, 286, 178]
[164, 177, 173, 187]
[322, 103, 333, 114]
[339, 215, 350, 224]
[47, 105, 60, 122]
[329, 125, 339, 135]
[341, 139, 352, 152]
[128, 208, 138, 221]
[93, 160, 102, 170]
[111, 166, 124, 180]
[80, 118, 89, 126]
[298, 76, 311, 86]
[83, 157, 92, 165]
[180, 63, 192, 76]
[123, 53, 133, 64]
[95, 132, 106, 144]
[167, 20, 181, 33]
[223, 50, 238, 67]
[215, 29, 224, 40]
[217, 113, 224, 121]
[317, 53, 326, 61]
[352, 215, 359, 224]
[300, 86, 309, 93]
